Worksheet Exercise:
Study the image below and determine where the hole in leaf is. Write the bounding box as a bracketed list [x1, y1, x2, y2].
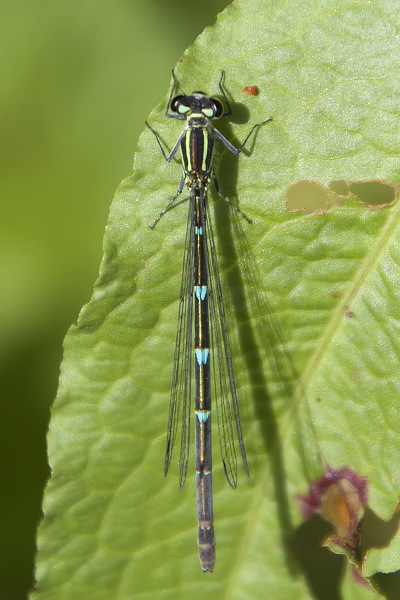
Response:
[286, 179, 397, 213]
[286, 180, 328, 213]
[330, 179, 397, 207]
[348, 180, 396, 207]
[329, 179, 350, 197]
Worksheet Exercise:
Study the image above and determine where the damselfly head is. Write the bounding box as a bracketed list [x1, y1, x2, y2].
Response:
[171, 94, 224, 119]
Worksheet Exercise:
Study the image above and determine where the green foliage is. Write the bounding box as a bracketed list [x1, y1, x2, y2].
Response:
[34, 0, 400, 598]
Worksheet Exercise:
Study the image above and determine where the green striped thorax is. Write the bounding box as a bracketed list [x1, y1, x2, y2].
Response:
[171, 92, 223, 186]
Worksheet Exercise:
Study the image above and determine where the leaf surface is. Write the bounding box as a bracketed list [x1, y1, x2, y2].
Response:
[33, 0, 400, 598]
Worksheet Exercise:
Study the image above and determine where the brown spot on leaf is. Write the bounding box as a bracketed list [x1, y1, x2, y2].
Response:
[285, 179, 398, 213]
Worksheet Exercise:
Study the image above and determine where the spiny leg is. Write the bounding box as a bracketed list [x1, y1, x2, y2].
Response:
[234, 117, 272, 153]
[213, 174, 252, 224]
[217, 70, 233, 118]
[149, 176, 185, 229]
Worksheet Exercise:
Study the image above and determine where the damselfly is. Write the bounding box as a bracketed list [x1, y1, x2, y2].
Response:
[146, 70, 271, 572]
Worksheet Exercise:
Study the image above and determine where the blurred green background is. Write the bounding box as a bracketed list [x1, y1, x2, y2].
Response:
[0, 1, 229, 597]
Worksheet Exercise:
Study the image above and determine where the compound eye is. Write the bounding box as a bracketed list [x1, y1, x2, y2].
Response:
[210, 98, 223, 118]
[171, 95, 187, 113]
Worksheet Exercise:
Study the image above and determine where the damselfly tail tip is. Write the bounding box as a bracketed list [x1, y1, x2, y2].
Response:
[199, 550, 215, 574]
[198, 523, 215, 572]
[202, 566, 214, 574]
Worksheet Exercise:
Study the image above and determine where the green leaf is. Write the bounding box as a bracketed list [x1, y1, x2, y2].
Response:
[364, 530, 400, 578]
[33, 0, 400, 598]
